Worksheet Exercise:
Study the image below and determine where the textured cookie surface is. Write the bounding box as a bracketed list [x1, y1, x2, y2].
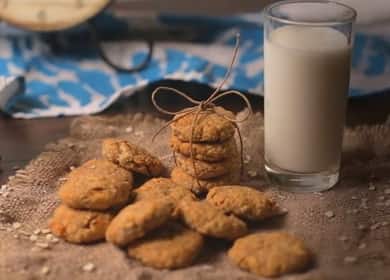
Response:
[176, 154, 237, 179]
[128, 222, 204, 269]
[49, 204, 113, 244]
[179, 200, 247, 240]
[171, 107, 235, 142]
[102, 138, 164, 177]
[206, 186, 277, 221]
[58, 159, 133, 210]
[171, 167, 240, 194]
[228, 232, 312, 277]
[170, 135, 237, 162]
[134, 178, 195, 216]
[106, 199, 173, 246]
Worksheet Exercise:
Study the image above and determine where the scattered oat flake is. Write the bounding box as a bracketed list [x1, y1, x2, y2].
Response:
[2, 192, 9, 197]
[381, 221, 388, 226]
[358, 243, 367, 250]
[344, 256, 357, 264]
[125, 126, 133, 133]
[13, 234, 19, 239]
[370, 223, 380, 230]
[50, 237, 60, 243]
[339, 236, 348, 241]
[70, 166, 76, 171]
[12, 222, 22, 229]
[384, 188, 390, 194]
[36, 242, 50, 249]
[351, 196, 358, 200]
[30, 234, 38, 242]
[324, 211, 335, 218]
[82, 262, 95, 272]
[41, 266, 50, 275]
[352, 209, 359, 214]
[41, 229, 51, 234]
[46, 234, 54, 241]
[385, 200, 390, 206]
[378, 196, 385, 201]
[33, 229, 41, 235]
[368, 183, 376, 191]
[247, 170, 257, 177]
[358, 224, 367, 230]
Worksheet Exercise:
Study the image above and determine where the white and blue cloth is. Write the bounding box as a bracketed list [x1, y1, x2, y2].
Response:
[0, 13, 389, 118]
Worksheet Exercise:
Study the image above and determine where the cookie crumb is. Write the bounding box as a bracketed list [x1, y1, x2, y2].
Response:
[70, 166, 75, 171]
[344, 256, 357, 264]
[125, 126, 133, 133]
[82, 262, 95, 272]
[324, 211, 335, 218]
[358, 243, 367, 250]
[41, 266, 50, 275]
[12, 222, 22, 229]
[247, 170, 257, 178]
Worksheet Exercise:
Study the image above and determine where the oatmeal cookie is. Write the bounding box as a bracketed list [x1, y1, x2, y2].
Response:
[171, 167, 240, 194]
[170, 135, 237, 162]
[134, 178, 195, 216]
[49, 204, 113, 244]
[206, 186, 277, 221]
[179, 200, 247, 240]
[128, 222, 204, 269]
[228, 232, 313, 277]
[102, 138, 164, 177]
[106, 199, 173, 246]
[176, 154, 237, 179]
[171, 107, 235, 142]
[59, 159, 133, 210]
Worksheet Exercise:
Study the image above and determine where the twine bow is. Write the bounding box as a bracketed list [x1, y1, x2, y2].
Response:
[152, 34, 253, 188]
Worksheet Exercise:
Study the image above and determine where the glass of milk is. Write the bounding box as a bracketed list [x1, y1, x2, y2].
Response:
[264, 0, 356, 192]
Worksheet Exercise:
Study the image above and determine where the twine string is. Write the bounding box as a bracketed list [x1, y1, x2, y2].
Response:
[151, 33, 253, 188]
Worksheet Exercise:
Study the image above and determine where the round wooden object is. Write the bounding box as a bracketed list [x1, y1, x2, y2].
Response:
[0, 0, 111, 31]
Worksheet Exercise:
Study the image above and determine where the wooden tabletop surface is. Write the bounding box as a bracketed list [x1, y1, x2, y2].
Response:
[1, 82, 390, 186]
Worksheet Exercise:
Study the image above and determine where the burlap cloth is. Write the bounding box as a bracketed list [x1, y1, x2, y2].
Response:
[1, 111, 390, 280]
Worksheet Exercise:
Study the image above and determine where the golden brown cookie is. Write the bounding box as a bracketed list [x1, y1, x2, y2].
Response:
[49, 204, 113, 244]
[134, 178, 195, 217]
[228, 232, 312, 277]
[102, 138, 164, 177]
[175, 154, 237, 179]
[170, 135, 237, 162]
[59, 159, 133, 210]
[179, 200, 247, 240]
[171, 107, 235, 142]
[106, 199, 174, 247]
[206, 186, 277, 221]
[171, 167, 240, 194]
[128, 222, 204, 269]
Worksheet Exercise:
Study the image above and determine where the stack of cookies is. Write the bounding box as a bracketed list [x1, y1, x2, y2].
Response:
[170, 107, 241, 194]
[49, 138, 164, 244]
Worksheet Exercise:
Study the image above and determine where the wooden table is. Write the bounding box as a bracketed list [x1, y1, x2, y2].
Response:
[1, 83, 390, 186]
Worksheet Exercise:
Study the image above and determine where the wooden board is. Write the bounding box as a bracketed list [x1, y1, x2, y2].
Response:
[0, 0, 111, 31]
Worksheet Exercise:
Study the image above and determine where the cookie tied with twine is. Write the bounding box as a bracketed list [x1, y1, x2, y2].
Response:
[152, 34, 253, 188]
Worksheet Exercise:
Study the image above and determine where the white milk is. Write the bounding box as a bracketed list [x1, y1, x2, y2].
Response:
[264, 26, 351, 173]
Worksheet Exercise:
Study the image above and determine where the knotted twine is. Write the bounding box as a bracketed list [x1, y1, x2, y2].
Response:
[151, 34, 253, 188]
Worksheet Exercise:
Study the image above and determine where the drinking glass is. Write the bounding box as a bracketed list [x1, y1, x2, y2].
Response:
[263, 0, 356, 192]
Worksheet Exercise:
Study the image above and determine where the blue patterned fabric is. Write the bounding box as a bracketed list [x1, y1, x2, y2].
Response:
[0, 13, 390, 118]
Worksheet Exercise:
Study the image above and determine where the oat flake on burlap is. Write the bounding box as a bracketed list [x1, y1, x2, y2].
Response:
[1, 111, 390, 280]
